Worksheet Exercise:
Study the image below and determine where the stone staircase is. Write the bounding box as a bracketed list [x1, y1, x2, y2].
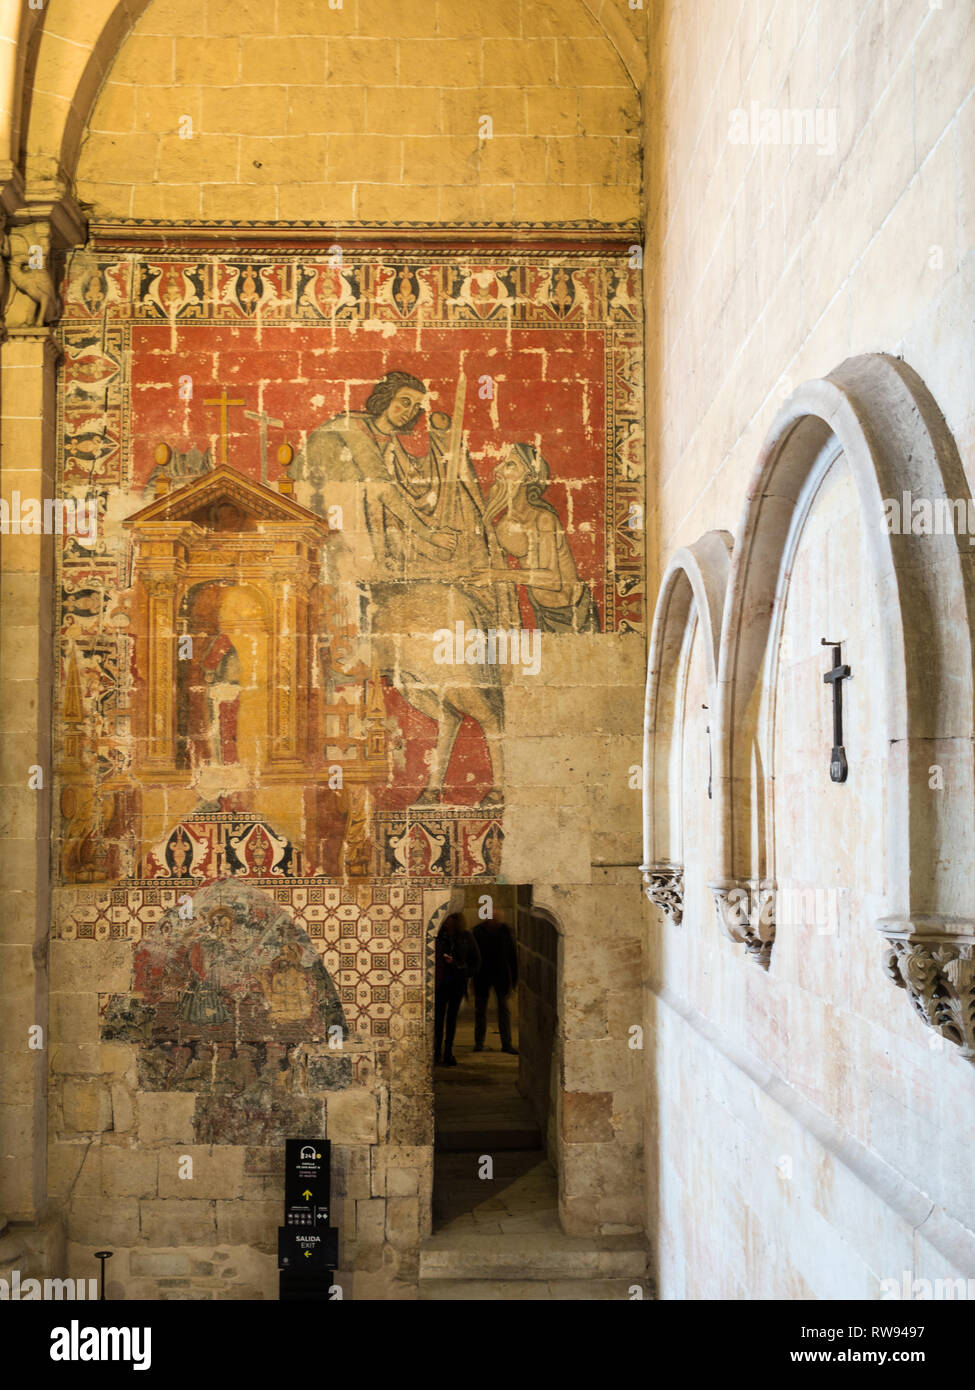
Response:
[419, 1224, 649, 1300]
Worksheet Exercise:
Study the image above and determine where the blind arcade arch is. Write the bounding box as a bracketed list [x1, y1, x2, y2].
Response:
[643, 353, 975, 1058]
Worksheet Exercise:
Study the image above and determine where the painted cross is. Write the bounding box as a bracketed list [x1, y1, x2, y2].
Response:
[244, 407, 284, 485]
[204, 389, 246, 465]
[821, 639, 851, 783]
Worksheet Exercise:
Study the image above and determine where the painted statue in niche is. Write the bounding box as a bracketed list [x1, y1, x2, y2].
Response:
[296, 370, 519, 808]
[177, 581, 265, 779]
[197, 631, 242, 766]
[101, 880, 348, 1144]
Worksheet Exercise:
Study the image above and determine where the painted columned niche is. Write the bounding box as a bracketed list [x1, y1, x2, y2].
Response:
[644, 355, 975, 1298]
[48, 234, 647, 1297]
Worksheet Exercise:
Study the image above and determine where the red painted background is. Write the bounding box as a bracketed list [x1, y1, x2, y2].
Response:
[130, 323, 607, 612]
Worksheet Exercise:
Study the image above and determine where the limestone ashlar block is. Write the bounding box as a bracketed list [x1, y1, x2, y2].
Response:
[138, 1091, 198, 1144]
[47, 1141, 86, 1200]
[561, 1091, 614, 1144]
[101, 1146, 159, 1199]
[240, 36, 325, 86]
[157, 1145, 245, 1199]
[243, 1145, 285, 1177]
[560, 1194, 601, 1236]
[385, 1196, 420, 1250]
[563, 1037, 640, 1093]
[371, 1144, 429, 1197]
[111, 1082, 135, 1133]
[326, 1089, 378, 1144]
[354, 1196, 386, 1245]
[69, 1197, 141, 1248]
[128, 1251, 192, 1277]
[328, 1143, 372, 1198]
[173, 38, 237, 85]
[432, 0, 521, 38]
[214, 1198, 278, 1252]
[139, 1198, 217, 1246]
[50, 941, 134, 993]
[561, 1138, 642, 1203]
[562, 987, 609, 1042]
[288, 85, 367, 136]
[61, 1078, 114, 1135]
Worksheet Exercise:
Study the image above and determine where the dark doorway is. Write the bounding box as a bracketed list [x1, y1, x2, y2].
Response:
[430, 887, 559, 1233]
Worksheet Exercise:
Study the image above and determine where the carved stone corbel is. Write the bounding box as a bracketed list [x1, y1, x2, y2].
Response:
[0, 189, 86, 332]
[4, 220, 59, 328]
[880, 924, 975, 1061]
[710, 878, 776, 970]
[641, 861, 684, 925]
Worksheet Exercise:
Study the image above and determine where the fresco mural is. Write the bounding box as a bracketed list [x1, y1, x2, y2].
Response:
[53, 243, 644, 1051]
[101, 880, 349, 1144]
[54, 244, 643, 890]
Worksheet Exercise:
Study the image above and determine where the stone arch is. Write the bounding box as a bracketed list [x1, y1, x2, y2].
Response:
[0, 0, 45, 171]
[641, 529, 732, 925]
[711, 353, 975, 1056]
[21, 0, 153, 189]
[580, 0, 647, 91]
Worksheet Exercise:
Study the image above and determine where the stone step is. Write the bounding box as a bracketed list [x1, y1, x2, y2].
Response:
[419, 1278, 643, 1301]
[419, 1231, 647, 1282]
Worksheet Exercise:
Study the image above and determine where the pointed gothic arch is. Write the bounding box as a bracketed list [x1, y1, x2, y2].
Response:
[641, 528, 732, 925]
[708, 353, 975, 1056]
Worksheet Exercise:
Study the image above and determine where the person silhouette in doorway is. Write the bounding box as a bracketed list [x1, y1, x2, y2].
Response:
[473, 911, 519, 1055]
[434, 913, 480, 1067]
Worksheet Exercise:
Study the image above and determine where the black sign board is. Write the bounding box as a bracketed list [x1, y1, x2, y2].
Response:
[278, 1225, 339, 1272]
[279, 1271, 334, 1302]
[285, 1203, 329, 1229]
[285, 1139, 330, 1212]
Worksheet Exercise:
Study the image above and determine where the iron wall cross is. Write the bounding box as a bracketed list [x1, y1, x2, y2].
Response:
[821, 639, 852, 783]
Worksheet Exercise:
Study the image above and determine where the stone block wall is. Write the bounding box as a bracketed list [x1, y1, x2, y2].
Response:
[643, 0, 975, 1300]
[516, 908, 558, 1155]
[48, 933, 431, 1299]
[75, 0, 643, 225]
[646, 0, 975, 556]
[542, 874, 645, 1238]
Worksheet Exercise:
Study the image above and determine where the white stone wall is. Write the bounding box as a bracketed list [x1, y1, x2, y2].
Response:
[646, 0, 975, 1299]
[649, 0, 975, 556]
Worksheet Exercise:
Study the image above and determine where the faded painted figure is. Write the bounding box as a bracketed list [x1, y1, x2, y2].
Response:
[295, 370, 519, 806]
[482, 443, 600, 634]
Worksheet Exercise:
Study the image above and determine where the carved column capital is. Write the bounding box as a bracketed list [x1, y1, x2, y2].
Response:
[879, 920, 975, 1060]
[710, 877, 776, 970]
[641, 861, 683, 925]
[0, 192, 86, 333]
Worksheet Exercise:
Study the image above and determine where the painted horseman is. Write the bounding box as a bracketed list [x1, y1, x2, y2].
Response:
[293, 370, 518, 806]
